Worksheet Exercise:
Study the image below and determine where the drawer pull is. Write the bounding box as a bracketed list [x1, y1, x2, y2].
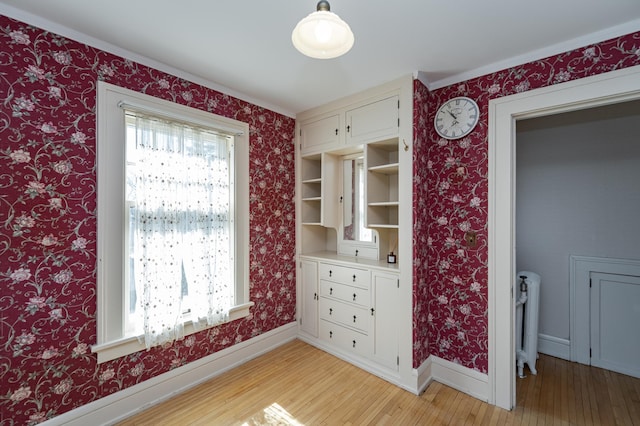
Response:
[352, 274, 356, 282]
[314, 292, 317, 300]
[353, 315, 357, 323]
[329, 270, 333, 277]
[329, 308, 333, 315]
[352, 340, 356, 348]
[329, 331, 333, 339]
[353, 293, 357, 301]
[371, 308, 375, 316]
[330, 287, 333, 295]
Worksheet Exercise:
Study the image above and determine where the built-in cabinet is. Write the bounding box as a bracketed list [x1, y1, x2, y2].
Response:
[303, 258, 400, 371]
[296, 76, 414, 388]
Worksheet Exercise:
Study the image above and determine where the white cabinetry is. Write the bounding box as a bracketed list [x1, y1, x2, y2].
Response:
[371, 271, 399, 370]
[296, 75, 413, 391]
[300, 153, 339, 227]
[299, 95, 399, 155]
[300, 259, 319, 337]
[346, 95, 399, 146]
[318, 263, 372, 358]
[303, 257, 399, 370]
[300, 114, 340, 153]
[366, 140, 399, 229]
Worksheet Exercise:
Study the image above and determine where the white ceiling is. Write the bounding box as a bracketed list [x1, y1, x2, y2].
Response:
[2, 1, 640, 116]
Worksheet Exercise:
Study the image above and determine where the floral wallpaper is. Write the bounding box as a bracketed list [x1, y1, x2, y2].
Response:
[0, 16, 296, 425]
[2, 11, 640, 425]
[412, 79, 430, 368]
[424, 31, 640, 373]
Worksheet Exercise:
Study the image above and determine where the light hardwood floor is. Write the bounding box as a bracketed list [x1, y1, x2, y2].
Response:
[118, 339, 640, 425]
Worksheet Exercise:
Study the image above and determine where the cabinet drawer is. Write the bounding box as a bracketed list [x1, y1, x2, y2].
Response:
[319, 298, 370, 333]
[319, 319, 371, 357]
[320, 280, 369, 307]
[319, 263, 370, 288]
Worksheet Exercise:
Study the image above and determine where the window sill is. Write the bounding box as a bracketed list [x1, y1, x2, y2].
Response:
[91, 302, 254, 364]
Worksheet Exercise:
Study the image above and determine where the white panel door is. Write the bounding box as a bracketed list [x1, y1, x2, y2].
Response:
[590, 272, 640, 378]
[371, 272, 399, 370]
[300, 259, 318, 337]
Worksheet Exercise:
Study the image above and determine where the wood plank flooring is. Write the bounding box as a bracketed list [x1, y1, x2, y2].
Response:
[118, 339, 640, 425]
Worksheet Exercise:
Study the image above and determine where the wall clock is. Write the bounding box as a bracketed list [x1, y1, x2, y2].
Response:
[434, 96, 479, 140]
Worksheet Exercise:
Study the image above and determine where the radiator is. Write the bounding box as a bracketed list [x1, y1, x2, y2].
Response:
[515, 271, 540, 378]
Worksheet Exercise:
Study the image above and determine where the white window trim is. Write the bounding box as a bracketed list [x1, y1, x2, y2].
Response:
[93, 81, 252, 363]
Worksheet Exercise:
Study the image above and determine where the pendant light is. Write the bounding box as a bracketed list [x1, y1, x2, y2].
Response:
[292, 0, 354, 59]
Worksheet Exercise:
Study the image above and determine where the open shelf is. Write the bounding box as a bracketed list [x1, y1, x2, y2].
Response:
[300, 152, 339, 228]
[367, 204, 398, 227]
[366, 139, 399, 229]
[368, 163, 399, 175]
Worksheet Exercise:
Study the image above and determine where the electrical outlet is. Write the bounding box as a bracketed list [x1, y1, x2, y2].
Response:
[464, 231, 477, 247]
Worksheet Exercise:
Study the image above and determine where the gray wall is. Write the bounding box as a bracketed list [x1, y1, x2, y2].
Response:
[515, 101, 640, 340]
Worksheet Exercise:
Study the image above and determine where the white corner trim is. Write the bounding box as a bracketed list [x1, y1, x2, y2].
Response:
[412, 71, 431, 91]
[42, 322, 298, 426]
[537, 334, 570, 361]
[430, 356, 489, 402]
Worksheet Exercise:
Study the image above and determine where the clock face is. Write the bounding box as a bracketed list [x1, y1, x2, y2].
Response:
[434, 97, 479, 140]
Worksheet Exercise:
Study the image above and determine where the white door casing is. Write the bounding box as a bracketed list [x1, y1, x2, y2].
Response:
[488, 65, 640, 410]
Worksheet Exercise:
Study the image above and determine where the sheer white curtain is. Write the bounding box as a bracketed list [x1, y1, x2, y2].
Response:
[127, 111, 232, 349]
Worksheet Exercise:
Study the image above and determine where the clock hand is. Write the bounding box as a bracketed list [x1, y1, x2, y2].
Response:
[448, 110, 457, 119]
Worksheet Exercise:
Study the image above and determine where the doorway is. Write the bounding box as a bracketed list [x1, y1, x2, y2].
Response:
[515, 102, 640, 379]
[487, 65, 640, 410]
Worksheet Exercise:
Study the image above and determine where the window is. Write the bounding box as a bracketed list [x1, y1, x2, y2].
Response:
[93, 82, 251, 363]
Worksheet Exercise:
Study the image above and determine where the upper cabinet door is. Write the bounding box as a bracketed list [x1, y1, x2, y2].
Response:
[300, 114, 341, 153]
[346, 95, 399, 146]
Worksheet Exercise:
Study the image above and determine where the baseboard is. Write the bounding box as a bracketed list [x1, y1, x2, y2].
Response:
[430, 356, 489, 402]
[537, 334, 570, 360]
[43, 322, 298, 426]
[413, 356, 433, 395]
[300, 335, 487, 402]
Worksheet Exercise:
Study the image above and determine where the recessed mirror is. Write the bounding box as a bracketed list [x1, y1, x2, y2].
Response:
[342, 156, 374, 243]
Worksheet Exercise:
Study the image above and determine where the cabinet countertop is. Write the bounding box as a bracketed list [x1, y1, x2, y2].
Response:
[300, 251, 400, 273]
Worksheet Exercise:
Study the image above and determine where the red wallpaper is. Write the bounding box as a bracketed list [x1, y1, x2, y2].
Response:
[412, 79, 431, 367]
[0, 16, 296, 424]
[424, 32, 640, 372]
